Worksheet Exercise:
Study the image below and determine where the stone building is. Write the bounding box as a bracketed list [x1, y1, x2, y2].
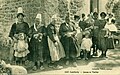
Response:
[0, 0, 84, 37]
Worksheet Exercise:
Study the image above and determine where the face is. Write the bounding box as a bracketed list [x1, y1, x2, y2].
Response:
[101, 14, 106, 19]
[35, 18, 40, 26]
[17, 15, 24, 22]
[51, 18, 57, 25]
[18, 33, 25, 40]
[65, 17, 70, 24]
[75, 18, 79, 22]
[85, 34, 89, 38]
[93, 15, 98, 19]
[109, 14, 113, 18]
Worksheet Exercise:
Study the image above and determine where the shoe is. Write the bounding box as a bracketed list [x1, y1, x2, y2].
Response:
[93, 53, 98, 56]
[48, 64, 54, 68]
[33, 66, 37, 71]
[56, 65, 63, 70]
[66, 61, 69, 66]
[99, 54, 103, 58]
[85, 58, 88, 60]
[77, 57, 81, 60]
[40, 66, 45, 70]
[73, 62, 78, 67]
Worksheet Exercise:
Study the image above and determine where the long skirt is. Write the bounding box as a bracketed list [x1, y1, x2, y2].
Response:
[106, 38, 115, 49]
[48, 35, 65, 62]
[60, 36, 78, 59]
[29, 38, 43, 62]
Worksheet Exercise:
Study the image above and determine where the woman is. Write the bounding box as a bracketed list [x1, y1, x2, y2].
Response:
[97, 12, 109, 58]
[59, 16, 78, 67]
[28, 14, 45, 70]
[74, 15, 82, 58]
[47, 14, 65, 69]
[9, 13, 29, 65]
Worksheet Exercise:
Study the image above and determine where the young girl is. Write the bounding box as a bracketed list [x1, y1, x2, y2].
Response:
[14, 33, 30, 65]
[81, 31, 92, 60]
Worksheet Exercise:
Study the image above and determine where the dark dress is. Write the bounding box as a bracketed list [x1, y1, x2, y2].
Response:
[9, 22, 29, 38]
[97, 19, 107, 51]
[91, 19, 101, 52]
[28, 25, 46, 63]
[59, 23, 78, 59]
[79, 20, 87, 31]
[98, 29, 108, 51]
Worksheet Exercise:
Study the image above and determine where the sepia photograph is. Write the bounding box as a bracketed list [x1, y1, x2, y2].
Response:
[0, 0, 120, 75]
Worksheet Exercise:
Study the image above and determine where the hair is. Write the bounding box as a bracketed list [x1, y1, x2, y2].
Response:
[82, 13, 85, 18]
[100, 12, 106, 17]
[74, 15, 80, 20]
[109, 13, 113, 17]
[93, 12, 98, 16]
[17, 13, 25, 18]
[106, 18, 109, 22]
[111, 19, 115, 24]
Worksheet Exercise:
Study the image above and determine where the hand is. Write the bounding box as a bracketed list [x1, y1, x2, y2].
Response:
[33, 34, 39, 39]
[54, 41, 58, 47]
[14, 34, 18, 38]
[13, 37, 17, 43]
[66, 33, 71, 37]
[104, 35, 108, 37]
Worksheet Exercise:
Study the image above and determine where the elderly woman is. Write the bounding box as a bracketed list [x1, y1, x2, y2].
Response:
[9, 13, 29, 65]
[47, 14, 65, 69]
[59, 16, 78, 67]
[28, 14, 45, 70]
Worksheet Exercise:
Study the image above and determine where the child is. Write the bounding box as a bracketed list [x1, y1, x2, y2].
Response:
[81, 31, 92, 60]
[104, 19, 116, 49]
[14, 33, 30, 65]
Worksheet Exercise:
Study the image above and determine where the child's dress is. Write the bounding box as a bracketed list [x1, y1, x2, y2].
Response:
[14, 33, 29, 58]
[81, 38, 92, 51]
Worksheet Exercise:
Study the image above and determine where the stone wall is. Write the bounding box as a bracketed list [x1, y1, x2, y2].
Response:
[0, 0, 83, 60]
[112, 1, 120, 24]
[0, 0, 84, 37]
[0, 0, 59, 37]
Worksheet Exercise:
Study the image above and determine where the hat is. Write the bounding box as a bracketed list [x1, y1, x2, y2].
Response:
[36, 13, 41, 20]
[17, 7, 25, 18]
[17, 7, 23, 13]
[51, 14, 58, 22]
[100, 12, 106, 17]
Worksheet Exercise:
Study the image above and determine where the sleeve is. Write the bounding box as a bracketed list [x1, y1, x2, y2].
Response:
[59, 23, 67, 37]
[113, 25, 117, 32]
[24, 23, 29, 36]
[89, 39, 93, 47]
[104, 24, 109, 29]
[9, 23, 16, 39]
[47, 25, 56, 43]
[28, 26, 33, 38]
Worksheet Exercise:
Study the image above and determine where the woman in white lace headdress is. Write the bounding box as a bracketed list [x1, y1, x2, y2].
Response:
[9, 7, 29, 65]
[47, 14, 65, 69]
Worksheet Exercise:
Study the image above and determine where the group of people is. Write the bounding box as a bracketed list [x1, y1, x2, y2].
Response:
[8, 11, 118, 71]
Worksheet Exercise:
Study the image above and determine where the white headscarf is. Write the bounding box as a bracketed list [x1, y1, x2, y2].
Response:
[17, 7, 23, 13]
[51, 14, 58, 22]
[34, 14, 42, 31]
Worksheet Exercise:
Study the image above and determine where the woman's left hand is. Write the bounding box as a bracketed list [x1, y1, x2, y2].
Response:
[54, 41, 58, 47]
